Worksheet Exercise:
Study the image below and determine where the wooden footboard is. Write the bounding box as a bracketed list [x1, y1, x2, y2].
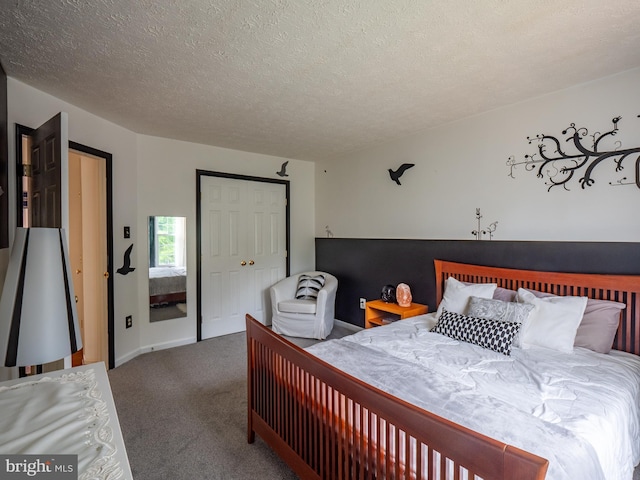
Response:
[246, 315, 548, 480]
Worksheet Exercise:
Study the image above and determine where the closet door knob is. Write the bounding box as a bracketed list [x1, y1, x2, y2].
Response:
[249, 260, 255, 265]
[241, 261, 247, 266]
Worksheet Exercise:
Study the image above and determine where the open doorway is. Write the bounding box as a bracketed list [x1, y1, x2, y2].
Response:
[15, 124, 114, 369]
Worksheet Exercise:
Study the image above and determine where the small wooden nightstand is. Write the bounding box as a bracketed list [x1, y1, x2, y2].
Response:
[364, 299, 428, 328]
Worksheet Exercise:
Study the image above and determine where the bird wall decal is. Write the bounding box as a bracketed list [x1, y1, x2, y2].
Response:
[116, 243, 136, 275]
[276, 161, 289, 177]
[388, 163, 415, 185]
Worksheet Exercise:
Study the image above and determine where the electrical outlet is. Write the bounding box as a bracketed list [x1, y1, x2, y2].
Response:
[126, 315, 132, 328]
[359, 298, 366, 309]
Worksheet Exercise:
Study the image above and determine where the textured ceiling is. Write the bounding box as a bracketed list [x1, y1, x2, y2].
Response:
[1, 0, 640, 161]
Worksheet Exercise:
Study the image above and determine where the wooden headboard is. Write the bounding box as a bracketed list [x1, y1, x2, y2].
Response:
[434, 259, 640, 356]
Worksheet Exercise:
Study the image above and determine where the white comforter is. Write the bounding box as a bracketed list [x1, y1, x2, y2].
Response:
[305, 314, 640, 480]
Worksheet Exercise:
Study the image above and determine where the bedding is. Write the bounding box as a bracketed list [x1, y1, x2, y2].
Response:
[575, 298, 626, 353]
[0, 363, 132, 480]
[515, 288, 588, 352]
[149, 266, 186, 304]
[465, 283, 625, 354]
[430, 309, 521, 355]
[306, 314, 640, 480]
[435, 277, 496, 318]
[516, 288, 626, 354]
[466, 295, 533, 348]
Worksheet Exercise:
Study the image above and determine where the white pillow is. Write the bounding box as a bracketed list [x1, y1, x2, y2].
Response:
[436, 277, 497, 319]
[516, 288, 587, 353]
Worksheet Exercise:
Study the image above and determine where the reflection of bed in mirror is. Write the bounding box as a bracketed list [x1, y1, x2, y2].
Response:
[148, 215, 187, 322]
[149, 266, 187, 306]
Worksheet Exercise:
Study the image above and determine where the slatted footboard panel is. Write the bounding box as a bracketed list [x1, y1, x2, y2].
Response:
[246, 315, 548, 480]
[435, 260, 640, 356]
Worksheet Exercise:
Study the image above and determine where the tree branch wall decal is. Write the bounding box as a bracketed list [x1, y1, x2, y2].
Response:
[507, 116, 640, 192]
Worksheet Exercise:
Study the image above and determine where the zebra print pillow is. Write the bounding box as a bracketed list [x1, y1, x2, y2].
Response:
[431, 309, 521, 356]
[295, 274, 326, 300]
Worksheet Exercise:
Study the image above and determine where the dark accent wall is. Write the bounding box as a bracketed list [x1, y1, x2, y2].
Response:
[316, 238, 640, 328]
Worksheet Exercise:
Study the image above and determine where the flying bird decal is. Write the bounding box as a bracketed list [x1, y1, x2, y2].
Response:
[276, 161, 289, 177]
[388, 163, 415, 185]
[116, 243, 136, 275]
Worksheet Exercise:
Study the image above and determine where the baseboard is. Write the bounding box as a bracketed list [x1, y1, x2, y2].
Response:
[115, 349, 141, 368]
[115, 336, 197, 367]
[335, 319, 362, 333]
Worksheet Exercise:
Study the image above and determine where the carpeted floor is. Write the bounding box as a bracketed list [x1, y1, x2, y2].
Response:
[107, 323, 357, 479]
[108, 331, 298, 480]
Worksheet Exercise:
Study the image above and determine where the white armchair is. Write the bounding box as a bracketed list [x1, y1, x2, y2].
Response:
[270, 271, 338, 340]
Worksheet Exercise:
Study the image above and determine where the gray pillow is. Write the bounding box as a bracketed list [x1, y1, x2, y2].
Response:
[493, 286, 517, 302]
[466, 296, 534, 348]
[574, 299, 624, 353]
[467, 296, 533, 324]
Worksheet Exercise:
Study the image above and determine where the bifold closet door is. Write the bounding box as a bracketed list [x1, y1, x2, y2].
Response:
[200, 175, 286, 339]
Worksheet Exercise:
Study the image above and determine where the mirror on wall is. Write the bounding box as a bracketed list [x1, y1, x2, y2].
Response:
[148, 216, 187, 322]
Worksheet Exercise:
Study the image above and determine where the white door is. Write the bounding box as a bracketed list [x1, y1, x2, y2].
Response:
[200, 175, 286, 339]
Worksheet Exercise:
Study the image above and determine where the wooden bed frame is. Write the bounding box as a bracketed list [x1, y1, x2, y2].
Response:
[149, 291, 186, 306]
[246, 260, 640, 479]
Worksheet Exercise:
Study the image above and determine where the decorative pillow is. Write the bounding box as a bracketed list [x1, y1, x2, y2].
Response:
[519, 288, 625, 353]
[295, 274, 325, 300]
[574, 299, 625, 353]
[435, 277, 497, 319]
[493, 286, 517, 302]
[430, 309, 521, 356]
[466, 296, 533, 348]
[516, 288, 587, 353]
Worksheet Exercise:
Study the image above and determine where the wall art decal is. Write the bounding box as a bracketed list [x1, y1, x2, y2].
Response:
[116, 243, 136, 275]
[388, 163, 414, 185]
[507, 116, 640, 192]
[276, 161, 289, 177]
[471, 208, 497, 240]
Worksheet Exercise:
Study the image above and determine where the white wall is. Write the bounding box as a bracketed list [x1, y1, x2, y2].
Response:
[134, 135, 315, 358]
[1, 78, 140, 377]
[0, 78, 316, 372]
[316, 68, 640, 242]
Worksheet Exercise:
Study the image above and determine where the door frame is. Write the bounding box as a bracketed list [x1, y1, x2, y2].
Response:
[196, 169, 290, 342]
[15, 124, 115, 369]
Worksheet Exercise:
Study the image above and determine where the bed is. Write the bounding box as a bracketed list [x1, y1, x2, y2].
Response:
[246, 259, 640, 479]
[149, 266, 187, 306]
[0, 363, 132, 480]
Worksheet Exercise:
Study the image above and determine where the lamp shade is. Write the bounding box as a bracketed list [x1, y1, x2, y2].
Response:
[0, 228, 82, 367]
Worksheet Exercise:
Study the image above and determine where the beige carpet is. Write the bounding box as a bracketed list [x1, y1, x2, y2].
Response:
[108, 331, 298, 480]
